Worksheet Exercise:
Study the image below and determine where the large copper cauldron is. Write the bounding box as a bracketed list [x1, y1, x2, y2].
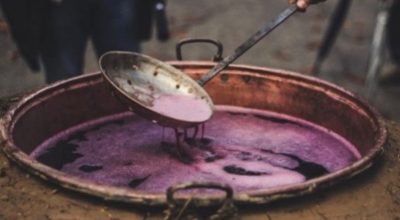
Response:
[0, 57, 386, 207]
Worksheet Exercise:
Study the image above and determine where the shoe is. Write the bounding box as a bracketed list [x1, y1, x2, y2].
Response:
[378, 63, 400, 86]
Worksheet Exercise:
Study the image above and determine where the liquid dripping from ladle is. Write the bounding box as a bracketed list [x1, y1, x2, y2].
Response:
[164, 123, 208, 164]
[163, 114, 330, 181]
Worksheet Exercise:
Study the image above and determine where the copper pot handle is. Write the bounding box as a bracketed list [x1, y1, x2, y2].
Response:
[166, 181, 233, 203]
[164, 182, 237, 220]
[175, 38, 224, 62]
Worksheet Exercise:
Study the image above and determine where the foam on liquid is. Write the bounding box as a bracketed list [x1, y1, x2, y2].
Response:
[31, 105, 361, 193]
[151, 94, 212, 122]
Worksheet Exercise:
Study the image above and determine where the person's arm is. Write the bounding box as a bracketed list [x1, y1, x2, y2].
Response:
[288, 0, 326, 10]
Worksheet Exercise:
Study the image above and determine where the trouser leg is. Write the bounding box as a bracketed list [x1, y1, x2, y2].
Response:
[388, 0, 400, 65]
[91, 0, 140, 57]
[41, 0, 89, 83]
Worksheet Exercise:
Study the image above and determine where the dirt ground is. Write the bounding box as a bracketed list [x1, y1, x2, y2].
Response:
[1, 97, 400, 220]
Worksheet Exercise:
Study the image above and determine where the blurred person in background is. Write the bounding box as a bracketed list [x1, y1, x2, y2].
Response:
[0, 0, 169, 83]
[380, 0, 400, 85]
[0, 0, 329, 84]
[291, 0, 400, 86]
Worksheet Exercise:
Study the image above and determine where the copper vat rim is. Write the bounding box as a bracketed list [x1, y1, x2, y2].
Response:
[0, 61, 387, 207]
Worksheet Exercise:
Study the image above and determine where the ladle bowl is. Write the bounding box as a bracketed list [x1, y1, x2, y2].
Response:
[99, 51, 214, 128]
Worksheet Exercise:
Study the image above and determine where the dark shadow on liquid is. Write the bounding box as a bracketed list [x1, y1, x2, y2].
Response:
[128, 175, 151, 188]
[35, 120, 127, 170]
[79, 165, 103, 173]
[260, 149, 328, 180]
[37, 140, 83, 170]
[223, 165, 269, 176]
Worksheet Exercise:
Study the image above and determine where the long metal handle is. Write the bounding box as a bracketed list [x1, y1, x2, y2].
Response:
[366, 0, 392, 98]
[197, 5, 298, 86]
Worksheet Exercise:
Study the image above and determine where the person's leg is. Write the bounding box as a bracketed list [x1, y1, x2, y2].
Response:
[379, 1, 400, 85]
[387, 0, 400, 65]
[91, 0, 140, 57]
[41, 0, 90, 83]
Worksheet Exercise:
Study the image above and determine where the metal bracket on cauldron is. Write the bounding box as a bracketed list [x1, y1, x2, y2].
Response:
[175, 38, 224, 62]
[164, 181, 238, 220]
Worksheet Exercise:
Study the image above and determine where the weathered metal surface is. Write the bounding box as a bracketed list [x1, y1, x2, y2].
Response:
[99, 51, 214, 128]
[0, 62, 387, 207]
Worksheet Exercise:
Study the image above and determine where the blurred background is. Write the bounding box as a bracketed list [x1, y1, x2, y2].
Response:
[1, 0, 399, 120]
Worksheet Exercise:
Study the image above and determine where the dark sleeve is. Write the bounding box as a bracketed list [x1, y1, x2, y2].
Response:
[135, 0, 155, 41]
[0, 0, 50, 71]
[134, 0, 169, 41]
[388, 1, 400, 64]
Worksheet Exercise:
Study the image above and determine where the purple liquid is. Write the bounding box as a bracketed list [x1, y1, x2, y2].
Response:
[151, 94, 212, 122]
[31, 106, 360, 193]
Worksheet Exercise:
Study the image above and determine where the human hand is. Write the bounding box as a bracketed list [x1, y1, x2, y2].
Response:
[288, 0, 326, 10]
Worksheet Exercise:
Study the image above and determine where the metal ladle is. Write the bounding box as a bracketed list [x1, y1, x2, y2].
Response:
[99, 5, 298, 128]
